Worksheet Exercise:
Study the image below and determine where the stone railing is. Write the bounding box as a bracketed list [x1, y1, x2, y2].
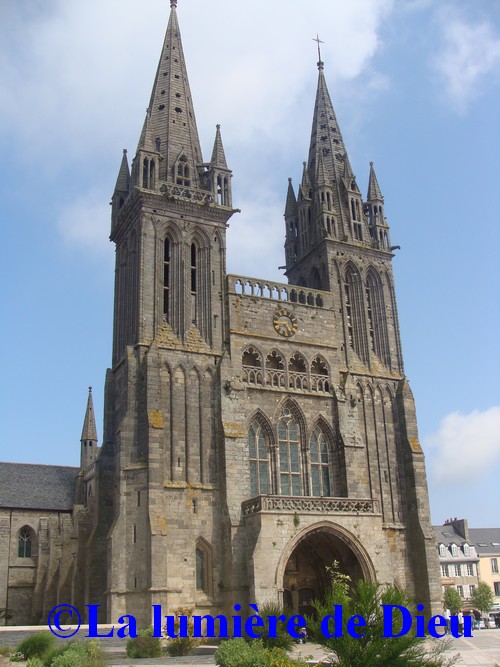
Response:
[242, 495, 377, 516]
[228, 275, 330, 309]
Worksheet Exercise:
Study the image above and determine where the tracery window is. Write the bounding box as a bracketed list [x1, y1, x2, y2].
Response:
[309, 427, 331, 496]
[163, 238, 170, 322]
[265, 351, 285, 388]
[278, 418, 302, 496]
[248, 421, 270, 496]
[310, 356, 330, 392]
[18, 527, 33, 559]
[242, 347, 263, 385]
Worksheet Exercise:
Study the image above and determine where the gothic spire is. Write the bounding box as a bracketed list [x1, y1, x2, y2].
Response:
[136, 2, 203, 186]
[367, 161, 384, 201]
[210, 124, 228, 168]
[307, 61, 348, 187]
[284, 178, 298, 217]
[81, 387, 98, 443]
[113, 149, 130, 196]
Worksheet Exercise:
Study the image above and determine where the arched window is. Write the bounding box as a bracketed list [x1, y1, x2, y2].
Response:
[18, 526, 33, 558]
[310, 427, 331, 497]
[190, 243, 197, 324]
[439, 543, 446, 558]
[248, 421, 270, 496]
[344, 264, 367, 362]
[242, 347, 263, 385]
[288, 353, 308, 390]
[310, 356, 329, 392]
[265, 351, 285, 387]
[278, 418, 302, 496]
[196, 548, 205, 590]
[365, 268, 390, 366]
[195, 538, 212, 594]
[163, 238, 170, 322]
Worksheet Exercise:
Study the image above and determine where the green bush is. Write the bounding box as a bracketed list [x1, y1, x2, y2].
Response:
[257, 601, 294, 651]
[26, 658, 45, 667]
[125, 626, 162, 659]
[165, 634, 201, 656]
[307, 564, 459, 667]
[50, 640, 105, 667]
[215, 638, 306, 667]
[42, 642, 74, 666]
[15, 632, 55, 659]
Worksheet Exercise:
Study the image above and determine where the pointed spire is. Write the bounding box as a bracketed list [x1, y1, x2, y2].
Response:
[210, 124, 228, 168]
[300, 161, 312, 195]
[113, 149, 130, 195]
[307, 61, 349, 187]
[285, 178, 298, 217]
[367, 161, 384, 201]
[316, 147, 329, 187]
[136, 2, 203, 185]
[81, 387, 98, 443]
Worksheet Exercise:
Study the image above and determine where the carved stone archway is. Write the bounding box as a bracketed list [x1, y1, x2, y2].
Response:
[278, 522, 375, 616]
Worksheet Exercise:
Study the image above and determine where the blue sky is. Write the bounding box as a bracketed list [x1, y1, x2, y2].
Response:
[1, 0, 499, 528]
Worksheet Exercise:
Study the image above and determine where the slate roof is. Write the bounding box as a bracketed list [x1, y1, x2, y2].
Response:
[469, 528, 500, 556]
[0, 462, 79, 511]
[433, 524, 468, 546]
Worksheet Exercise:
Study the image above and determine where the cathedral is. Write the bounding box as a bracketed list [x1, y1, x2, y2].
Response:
[0, 1, 441, 627]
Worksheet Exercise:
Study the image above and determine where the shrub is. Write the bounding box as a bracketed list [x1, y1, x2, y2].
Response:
[26, 659, 44, 667]
[215, 638, 306, 667]
[163, 607, 203, 656]
[307, 564, 459, 667]
[165, 635, 201, 656]
[126, 626, 162, 659]
[257, 601, 294, 651]
[50, 640, 105, 667]
[0, 646, 13, 656]
[15, 632, 55, 659]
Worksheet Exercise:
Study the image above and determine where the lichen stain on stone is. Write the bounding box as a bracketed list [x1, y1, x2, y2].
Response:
[386, 528, 398, 552]
[148, 410, 164, 429]
[408, 438, 422, 453]
[223, 422, 246, 438]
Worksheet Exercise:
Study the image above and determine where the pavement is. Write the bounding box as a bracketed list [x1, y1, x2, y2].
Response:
[0, 626, 499, 666]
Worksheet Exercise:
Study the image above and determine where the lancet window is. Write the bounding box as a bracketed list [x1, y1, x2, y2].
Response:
[248, 420, 270, 496]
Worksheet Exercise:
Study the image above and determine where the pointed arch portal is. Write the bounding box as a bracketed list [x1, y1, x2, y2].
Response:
[279, 523, 374, 617]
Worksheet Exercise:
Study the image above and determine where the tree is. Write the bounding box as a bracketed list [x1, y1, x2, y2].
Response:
[307, 564, 459, 667]
[443, 587, 462, 615]
[470, 582, 494, 617]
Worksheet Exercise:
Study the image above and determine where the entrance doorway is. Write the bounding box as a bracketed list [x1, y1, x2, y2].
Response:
[282, 525, 370, 617]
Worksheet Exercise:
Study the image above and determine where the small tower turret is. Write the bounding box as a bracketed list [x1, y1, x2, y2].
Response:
[111, 149, 130, 232]
[206, 124, 232, 207]
[80, 387, 98, 470]
[366, 162, 390, 249]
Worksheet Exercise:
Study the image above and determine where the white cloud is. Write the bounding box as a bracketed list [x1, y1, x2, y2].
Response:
[426, 407, 500, 483]
[434, 13, 500, 112]
[0, 0, 393, 160]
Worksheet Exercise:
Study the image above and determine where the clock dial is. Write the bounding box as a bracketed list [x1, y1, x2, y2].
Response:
[273, 308, 298, 337]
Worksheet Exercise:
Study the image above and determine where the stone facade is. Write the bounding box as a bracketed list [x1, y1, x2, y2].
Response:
[0, 3, 441, 626]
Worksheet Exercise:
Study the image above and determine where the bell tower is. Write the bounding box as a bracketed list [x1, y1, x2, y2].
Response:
[101, 0, 237, 624]
[284, 52, 402, 374]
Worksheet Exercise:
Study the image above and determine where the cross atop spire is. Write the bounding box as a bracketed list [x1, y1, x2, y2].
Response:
[313, 34, 324, 70]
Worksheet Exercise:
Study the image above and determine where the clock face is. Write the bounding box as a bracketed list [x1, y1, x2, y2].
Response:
[273, 308, 298, 337]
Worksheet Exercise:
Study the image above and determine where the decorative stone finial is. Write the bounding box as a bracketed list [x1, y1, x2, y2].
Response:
[170, 0, 177, 7]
